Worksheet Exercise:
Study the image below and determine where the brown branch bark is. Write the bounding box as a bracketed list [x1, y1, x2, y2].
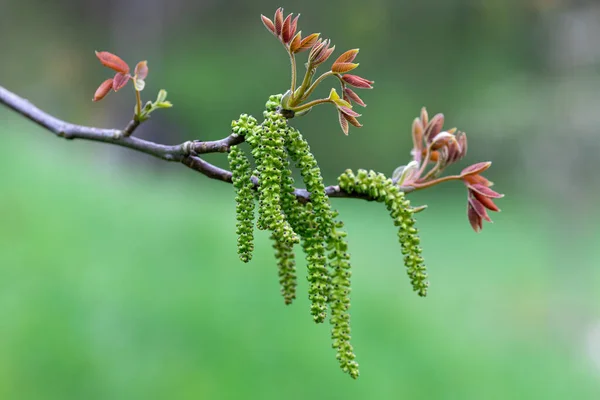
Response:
[0, 85, 406, 201]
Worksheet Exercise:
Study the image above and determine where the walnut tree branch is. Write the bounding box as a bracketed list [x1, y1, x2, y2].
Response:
[0, 84, 407, 201]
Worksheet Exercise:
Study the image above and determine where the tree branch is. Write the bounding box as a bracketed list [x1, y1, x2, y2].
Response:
[0, 84, 407, 201]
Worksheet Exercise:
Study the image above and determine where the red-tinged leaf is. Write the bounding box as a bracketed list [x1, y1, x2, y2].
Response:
[261, 15, 275, 34]
[95, 51, 129, 74]
[334, 49, 359, 64]
[93, 79, 113, 102]
[112, 72, 130, 92]
[461, 161, 491, 177]
[341, 74, 373, 89]
[468, 194, 492, 222]
[338, 106, 361, 118]
[412, 117, 424, 146]
[430, 131, 457, 151]
[331, 62, 359, 74]
[469, 183, 504, 199]
[338, 110, 349, 135]
[282, 14, 293, 43]
[291, 14, 300, 38]
[463, 173, 492, 188]
[446, 140, 462, 164]
[314, 44, 335, 65]
[344, 88, 366, 107]
[274, 8, 284, 36]
[424, 113, 444, 142]
[289, 32, 302, 52]
[343, 113, 362, 128]
[467, 203, 483, 233]
[472, 191, 501, 212]
[309, 38, 326, 62]
[135, 61, 148, 80]
[296, 33, 320, 53]
[458, 132, 468, 159]
[421, 107, 429, 127]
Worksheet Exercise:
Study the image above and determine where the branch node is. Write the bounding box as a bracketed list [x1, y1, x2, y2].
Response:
[121, 119, 140, 138]
[182, 141, 194, 155]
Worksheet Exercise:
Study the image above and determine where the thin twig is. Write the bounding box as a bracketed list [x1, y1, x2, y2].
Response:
[0, 84, 406, 201]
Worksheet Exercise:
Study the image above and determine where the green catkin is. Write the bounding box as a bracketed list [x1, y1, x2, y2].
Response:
[285, 127, 334, 324]
[231, 113, 258, 136]
[228, 145, 255, 263]
[327, 215, 359, 379]
[246, 110, 297, 244]
[338, 169, 429, 296]
[285, 126, 334, 236]
[271, 232, 297, 305]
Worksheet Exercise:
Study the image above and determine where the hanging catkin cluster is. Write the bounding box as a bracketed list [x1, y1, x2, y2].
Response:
[338, 169, 429, 296]
[228, 95, 359, 378]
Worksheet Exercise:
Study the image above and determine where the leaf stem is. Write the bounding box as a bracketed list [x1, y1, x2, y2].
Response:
[411, 175, 463, 190]
[291, 98, 330, 112]
[289, 50, 297, 93]
[301, 71, 334, 102]
[135, 89, 142, 119]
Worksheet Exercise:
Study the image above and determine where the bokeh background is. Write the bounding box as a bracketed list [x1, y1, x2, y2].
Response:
[2, 0, 600, 398]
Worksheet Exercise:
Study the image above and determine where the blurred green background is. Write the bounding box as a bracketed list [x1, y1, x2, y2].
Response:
[2, 0, 600, 398]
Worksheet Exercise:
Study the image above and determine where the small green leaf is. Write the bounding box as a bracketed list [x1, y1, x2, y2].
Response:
[281, 89, 292, 108]
[392, 160, 419, 185]
[134, 78, 146, 91]
[156, 101, 173, 108]
[156, 89, 167, 103]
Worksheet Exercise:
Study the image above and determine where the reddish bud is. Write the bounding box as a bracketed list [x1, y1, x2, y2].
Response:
[338, 106, 360, 118]
[412, 118, 424, 148]
[289, 32, 302, 52]
[309, 39, 326, 61]
[343, 113, 362, 128]
[314, 44, 335, 65]
[95, 51, 129, 74]
[291, 15, 300, 38]
[93, 79, 113, 102]
[469, 183, 503, 199]
[135, 61, 148, 80]
[274, 8, 284, 36]
[282, 13, 293, 43]
[338, 110, 349, 135]
[334, 49, 359, 64]
[472, 191, 501, 212]
[463, 173, 492, 187]
[430, 132, 457, 151]
[112, 72, 130, 92]
[261, 15, 276, 34]
[458, 132, 468, 159]
[461, 162, 491, 177]
[467, 203, 483, 233]
[468, 194, 491, 222]
[331, 62, 359, 74]
[424, 113, 444, 142]
[420, 107, 429, 127]
[296, 33, 320, 53]
[341, 74, 373, 89]
[343, 88, 366, 107]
